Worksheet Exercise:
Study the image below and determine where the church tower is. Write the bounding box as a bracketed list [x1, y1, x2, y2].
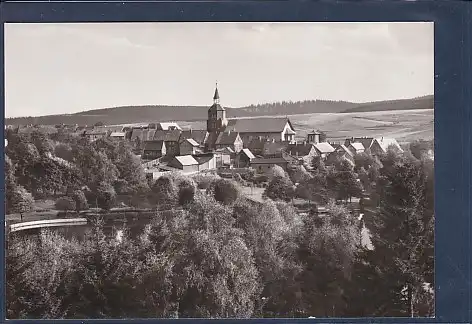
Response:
[207, 83, 228, 133]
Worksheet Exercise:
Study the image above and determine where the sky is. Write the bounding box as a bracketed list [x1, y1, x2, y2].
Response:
[5, 22, 434, 118]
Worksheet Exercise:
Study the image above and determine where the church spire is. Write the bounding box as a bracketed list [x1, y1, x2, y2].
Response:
[213, 82, 220, 104]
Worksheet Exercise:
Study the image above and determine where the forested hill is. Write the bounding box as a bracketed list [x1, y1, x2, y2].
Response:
[6, 95, 433, 126]
[341, 95, 434, 113]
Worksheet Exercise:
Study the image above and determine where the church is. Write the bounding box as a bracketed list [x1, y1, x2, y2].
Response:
[205, 84, 296, 152]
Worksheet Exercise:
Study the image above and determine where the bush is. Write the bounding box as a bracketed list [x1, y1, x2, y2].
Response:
[211, 179, 240, 205]
[193, 174, 220, 190]
[55, 196, 76, 212]
[95, 182, 117, 211]
[71, 190, 89, 211]
[178, 179, 197, 206]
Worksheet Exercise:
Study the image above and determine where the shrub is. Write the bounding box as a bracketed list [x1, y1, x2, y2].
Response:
[211, 179, 240, 205]
[55, 196, 76, 212]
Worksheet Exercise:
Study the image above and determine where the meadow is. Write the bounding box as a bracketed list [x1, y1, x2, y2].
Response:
[177, 109, 434, 143]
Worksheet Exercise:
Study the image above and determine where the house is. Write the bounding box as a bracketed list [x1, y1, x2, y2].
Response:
[313, 142, 335, 159]
[194, 153, 217, 171]
[179, 138, 201, 155]
[215, 131, 244, 153]
[247, 139, 266, 156]
[307, 130, 322, 144]
[261, 141, 288, 157]
[348, 142, 365, 155]
[250, 156, 293, 175]
[326, 144, 355, 166]
[109, 132, 126, 140]
[84, 130, 107, 142]
[214, 149, 233, 168]
[234, 148, 256, 168]
[131, 129, 157, 146]
[167, 155, 200, 173]
[224, 117, 296, 144]
[286, 142, 318, 166]
[148, 122, 182, 131]
[142, 140, 166, 161]
[344, 137, 375, 151]
[180, 129, 208, 147]
[370, 137, 403, 155]
[153, 130, 182, 157]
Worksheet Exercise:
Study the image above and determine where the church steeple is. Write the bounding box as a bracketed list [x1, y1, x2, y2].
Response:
[213, 82, 220, 104]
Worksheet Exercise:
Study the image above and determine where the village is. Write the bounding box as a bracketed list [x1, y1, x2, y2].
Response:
[7, 85, 405, 182]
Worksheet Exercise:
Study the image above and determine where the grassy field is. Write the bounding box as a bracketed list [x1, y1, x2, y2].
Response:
[177, 109, 434, 144]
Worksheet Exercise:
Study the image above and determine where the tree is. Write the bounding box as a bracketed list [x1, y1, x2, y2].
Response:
[297, 201, 360, 317]
[364, 152, 434, 317]
[29, 130, 53, 156]
[71, 190, 89, 212]
[178, 179, 197, 206]
[409, 140, 433, 160]
[9, 186, 34, 219]
[150, 176, 177, 209]
[289, 165, 311, 184]
[268, 165, 287, 180]
[264, 176, 295, 202]
[55, 196, 76, 215]
[94, 182, 117, 210]
[211, 179, 240, 205]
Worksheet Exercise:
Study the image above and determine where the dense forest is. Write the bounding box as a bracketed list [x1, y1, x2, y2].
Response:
[5, 129, 434, 319]
[5, 95, 433, 127]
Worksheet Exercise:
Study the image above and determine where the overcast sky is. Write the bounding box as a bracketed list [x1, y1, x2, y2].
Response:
[5, 22, 433, 118]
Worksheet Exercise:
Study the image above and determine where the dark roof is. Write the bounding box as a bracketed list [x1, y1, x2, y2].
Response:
[213, 86, 220, 100]
[193, 153, 215, 165]
[225, 117, 294, 133]
[143, 140, 165, 151]
[180, 129, 208, 145]
[247, 139, 266, 153]
[262, 141, 288, 155]
[131, 129, 156, 141]
[287, 143, 314, 156]
[153, 129, 182, 142]
[216, 132, 240, 145]
[208, 103, 225, 112]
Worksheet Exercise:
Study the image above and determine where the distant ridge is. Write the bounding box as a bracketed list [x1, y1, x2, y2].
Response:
[6, 95, 433, 126]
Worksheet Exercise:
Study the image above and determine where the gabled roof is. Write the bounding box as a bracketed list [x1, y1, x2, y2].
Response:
[314, 142, 335, 154]
[225, 117, 294, 133]
[110, 132, 126, 137]
[335, 144, 354, 157]
[247, 139, 266, 153]
[152, 122, 182, 131]
[143, 140, 165, 151]
[215, 147, 235, 154]
[131, 129, 156, 141]
[351, 137, 375, 150]
[349, 142, 365, 151]
[180, 129, 208, 145]
[286, 143, 314, 156]
[185, 138, 200, 147]
[216, 132, 240, 146]
[153, 129, 182, 142]
[374, 137, 403, 153]
[241, 148, 255, 160]
[174, 155, 199, 166]
[193, 153, 215, 165]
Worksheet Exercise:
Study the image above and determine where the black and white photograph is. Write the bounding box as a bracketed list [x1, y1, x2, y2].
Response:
[4, 22, 434, 319]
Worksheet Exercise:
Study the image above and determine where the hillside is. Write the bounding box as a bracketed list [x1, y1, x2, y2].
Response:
[6, 96, 433, 126]
[341, 95, 433, 113]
